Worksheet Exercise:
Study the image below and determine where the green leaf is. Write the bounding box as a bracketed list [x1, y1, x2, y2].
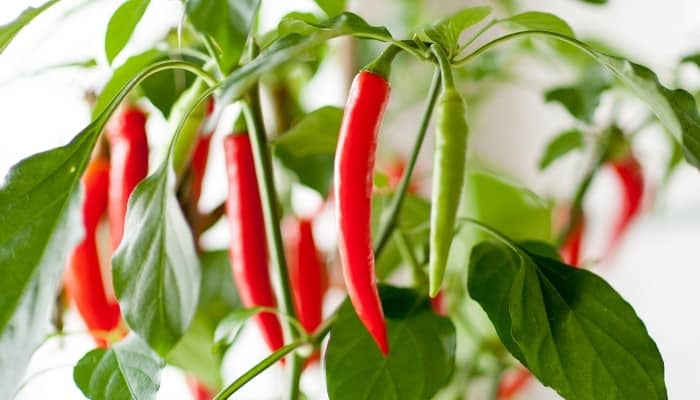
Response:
[325, 286, 456, 400]
[545, 64, 611, 123]
[592, 55, 700, 168]
[538, 129, 586, 170]
[104, 0, 150, 64]
[74, 335, 164, 400]
[314, 0, 346, 17]
[213, 308, 262, 353]
[165, 250, 239, 389]
[185, 0, 261, 72]
[0, 59, 196, 399]
[271, 106, 343, 195]
[0, 0, 60, 57]
[446, 167, 552, 276]
[93, 49, 161, 118]
[112, 162, 201, 356]
[420, 6, 492, 56]
[504, 11, 575, 37]
[469, 240, 667, 400]
[140, 58, 198, 118]
[277, 12, 392, 42]
[681, 52, 700, 67]
[580, 0, 607, 4]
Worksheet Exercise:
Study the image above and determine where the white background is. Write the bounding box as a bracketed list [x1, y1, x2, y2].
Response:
[1, 0, 699, 399]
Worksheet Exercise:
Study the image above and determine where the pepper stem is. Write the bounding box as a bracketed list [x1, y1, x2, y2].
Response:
[430, 44, 455, 90]
[363, 45, 401, 80]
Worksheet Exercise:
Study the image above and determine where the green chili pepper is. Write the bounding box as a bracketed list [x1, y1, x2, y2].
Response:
[429, 45, 469, 297]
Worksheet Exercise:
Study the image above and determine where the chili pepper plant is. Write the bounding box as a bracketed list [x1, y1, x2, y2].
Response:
[1, 1, 699, 400]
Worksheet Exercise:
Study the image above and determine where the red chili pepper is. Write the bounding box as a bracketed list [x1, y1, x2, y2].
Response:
[186, 376, 214, 400]
[386, 157, 419, 194]
[189, 99, 216, 208]
[605, 154, 644, 258]
[430, 291, 446, 315]
[284, 217, 326, 366]
[497, 367, 532, 399]
[106, 104, 149, 250]
[334, 69, 391, 355]
[559, 214, 585, 267]
[64, 158, 122, 347]
[224, 133, 285, 354]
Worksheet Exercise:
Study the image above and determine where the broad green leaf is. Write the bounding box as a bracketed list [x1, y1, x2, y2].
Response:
[314, 0, 346, 17]
[420, 6, 492, 56]
[166, 250, 239, 390]
[580, 0, 607, 4]
[538, 129, 585, 170]
[213, 308, 262, 353]
[544, 64, 611, 123]
[325, 286, 456, 400]
[185, 0, 261, 72]
[113, 162, 201, 356]
[469, 240, 667, 400]
[0, 0, 60, 57]
[74, 335, 164, 400]
[681, 52, 700, 67]
[105, 0, 150, 64]
[271, 106, 343, 195]
[504, 11, 575, 37]
[447, 167, 552, 276]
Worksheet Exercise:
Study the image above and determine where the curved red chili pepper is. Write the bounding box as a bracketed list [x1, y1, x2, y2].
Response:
[224, 133, 285, 354]
[497, 367, 532, 399]
[559, 215, 585, 267]
[605, 154, 644, 258]
[285, 217, 326, 366]
[334, 70, 390, 355]
[106, 104, 149, 250]
[64, 158, 122, 347]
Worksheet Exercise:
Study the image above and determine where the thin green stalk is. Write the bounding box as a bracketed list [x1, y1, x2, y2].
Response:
[430, 44, 455, 89]
[555, 128, 614, 247]
[213, 340, 306, 400]
[373, 68, 441, 256]
[394, 231, 427, 289]
[454, 30, 598, 66]
[457, 19, 498, 55]
[242, 87, 303, 399]
[288, 355, 304, 400]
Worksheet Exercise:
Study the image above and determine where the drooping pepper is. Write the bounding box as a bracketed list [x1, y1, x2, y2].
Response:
[559, 213, 585, 267]
[334, 47, 398, 354]
[106, 104, 149, 250]
[428, 45, 469, 297]
[605, 154, 644, 258]
[64, 158, 122, 347]
[224, 133, 285, 353]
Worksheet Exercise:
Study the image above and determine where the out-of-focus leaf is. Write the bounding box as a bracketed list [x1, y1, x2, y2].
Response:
[104, 0, 150, 64]
[0, 0, 60, 57]
[545, 64, 611, 123]
[538, 129, 586, 170]
[503, 11, 575, 37]
[314, 0, 346, 17]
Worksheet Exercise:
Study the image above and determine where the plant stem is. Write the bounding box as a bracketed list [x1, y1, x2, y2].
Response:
[430, 45, 455, 89]
[555, 127, 614, 247]
[242, 88, 302, 399]
[394, 231, 427, 289]
[454, 30, 599, 66]
[373, 68, 441, 256]
[213, 340, 306, 400]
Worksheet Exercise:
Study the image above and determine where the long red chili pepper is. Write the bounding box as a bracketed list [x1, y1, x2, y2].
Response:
[106, 104, 149, 250]
[224, 133, 285, 354]
[605, 154, 644, 258]
[64, 158, 121, 347]
[334, 68, 391, 355]
[285, 217, 326, 365]
[189, 99, 216, 208]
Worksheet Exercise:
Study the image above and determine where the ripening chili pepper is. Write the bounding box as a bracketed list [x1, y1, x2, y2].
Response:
[189, 99, 216, 208]
[559, 214, 585, 267]
[334, 46, 400, 355]
[430, 291, 446, 315]
[428, 45, 469, 297]
[224, 133, 285, 354]
[186, 376, 214, 400]
[605, 154, 644, 258]
[64, 158, 122, 347]
[106, 104, 148, 250]
[497, 367, 532, 399]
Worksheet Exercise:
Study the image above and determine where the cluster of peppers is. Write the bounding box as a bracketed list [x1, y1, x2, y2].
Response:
[64, 104, 148, 347]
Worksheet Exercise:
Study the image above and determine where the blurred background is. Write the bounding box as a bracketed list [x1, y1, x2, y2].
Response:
[1, 0, 699, 399]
